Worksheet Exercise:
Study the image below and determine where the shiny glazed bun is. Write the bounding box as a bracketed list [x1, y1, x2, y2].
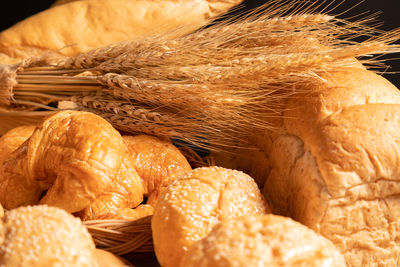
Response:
[0, 205, 97, 266]
[151, 166, 270, 267]
[181, 214, 346, 267]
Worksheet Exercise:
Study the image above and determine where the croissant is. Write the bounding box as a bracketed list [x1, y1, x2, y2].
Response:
[122, 135, 192, 206]
[0, 125, 42, 209]
[76, 149, 150, 220]
[0, 110, 191, 221]
[77, 135, 191, 220]
[0, 110, 126, 212]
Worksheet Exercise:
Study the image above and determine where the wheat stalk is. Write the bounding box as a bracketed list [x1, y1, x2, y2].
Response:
[1, 0, 399, 150]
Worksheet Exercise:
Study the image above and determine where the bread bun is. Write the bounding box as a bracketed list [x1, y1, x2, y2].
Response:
[0, 205, 97, 266]
[94, 249, 130, 267]
[151, 166, 270, 267]
[181, 214, 346, 267]
[262, 68, 400, 266]
[0, 0, 242, 63]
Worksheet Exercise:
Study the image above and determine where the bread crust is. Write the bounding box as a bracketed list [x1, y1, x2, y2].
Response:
[263, 68, 400, 266]
[151, 166, 270, 267]
[182, 214, 346, 267]
[0, 205, 98, 266]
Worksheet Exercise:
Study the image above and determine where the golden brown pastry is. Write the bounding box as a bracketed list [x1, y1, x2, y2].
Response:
[260, 67, 400, 266]
[0, 110, 125, 212]
[123, 135, 192, 206]
[76, 154, 149, 220]
[0, 0, 242, 64]
[0, 205, 102, 266]
[0, 125, 36, 170]
[77, 134, 188, 220]
[151, 166, 270, 267]
[181, 214, 346, 267]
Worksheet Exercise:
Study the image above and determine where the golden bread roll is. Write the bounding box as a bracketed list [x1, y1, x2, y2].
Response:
[151, 166, 270, 267]
[181, 214, 346, 267]
[0, 205, 98, 266]
[0, 0, 241, 64]
[123, 135, 192, 206]
[262, 68, 400, 266]
[0, 110, 125, 212]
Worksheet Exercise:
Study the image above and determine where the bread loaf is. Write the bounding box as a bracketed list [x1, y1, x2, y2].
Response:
[0, 0, 241, 63]
[261, 67, 400, 266]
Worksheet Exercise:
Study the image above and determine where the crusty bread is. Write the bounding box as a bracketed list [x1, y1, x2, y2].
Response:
[262, 68, 400, 266]
[0, 0, 241, 64]
[151, 166, 270, 267]
[181, 214, 346, 267]
[0, 205, 97, 266]
[0, 205, 127, 267]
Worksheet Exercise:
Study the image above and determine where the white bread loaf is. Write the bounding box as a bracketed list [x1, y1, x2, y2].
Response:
[0, 0, 241, 64]
[261, 67, 400, 266]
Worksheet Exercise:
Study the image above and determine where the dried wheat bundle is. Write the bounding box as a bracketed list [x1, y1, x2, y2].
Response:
[1, 0, 399, 150]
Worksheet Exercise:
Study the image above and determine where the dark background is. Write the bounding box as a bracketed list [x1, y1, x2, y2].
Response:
[1, 0, 400, 86]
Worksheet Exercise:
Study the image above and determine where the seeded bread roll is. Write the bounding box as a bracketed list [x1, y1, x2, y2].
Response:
[151, 166, 270, 267]
[0, 0, 242, 64]
[262, 67, 400, 266]
[0, 205, 97, 266]
[181, 214, 346, 267]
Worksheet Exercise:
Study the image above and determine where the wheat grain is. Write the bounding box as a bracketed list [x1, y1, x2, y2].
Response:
[1, 0, 399, 150]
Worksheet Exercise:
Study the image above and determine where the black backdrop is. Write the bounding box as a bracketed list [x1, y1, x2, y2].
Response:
[1, 0, 400, 86]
